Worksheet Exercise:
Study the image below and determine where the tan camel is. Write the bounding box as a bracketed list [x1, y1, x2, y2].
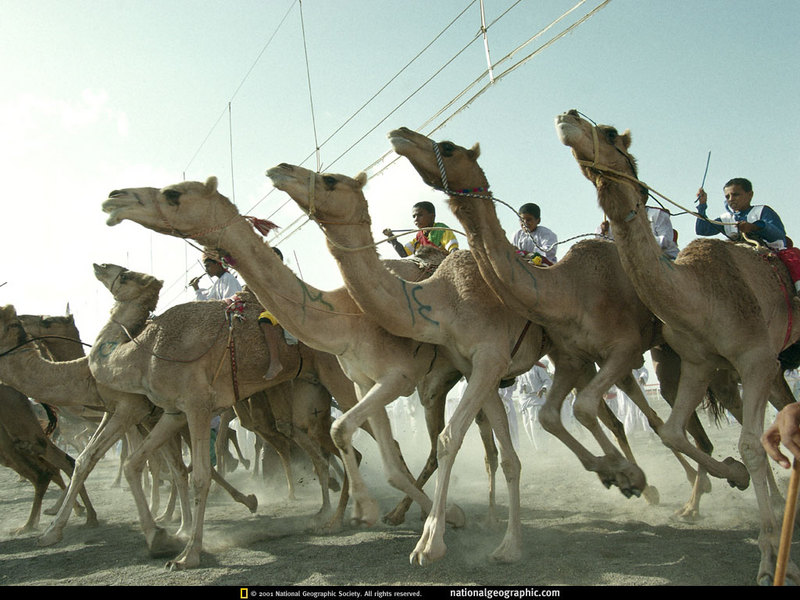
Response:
[385, 126, 791, 518]
[266, 163, 552, 566]
[0, 302, 199, 550]
[555, 108, 800, 585]
[85, 263, 357, 569]
[0, 383, 97, 533]
[101, 177, 507, 557]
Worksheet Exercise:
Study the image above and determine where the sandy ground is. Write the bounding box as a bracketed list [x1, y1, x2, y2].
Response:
[0, 408, 790, 588]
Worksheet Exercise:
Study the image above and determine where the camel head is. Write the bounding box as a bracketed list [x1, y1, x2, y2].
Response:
[266, 163, 371, 227]
[93, 263, 163, 312]
[555, 110, 637, 185]
[0, 305, 28, 351]
[556, 110, 649, 222]
[388, 127, 484, 193]
[102, 176, 238, 240]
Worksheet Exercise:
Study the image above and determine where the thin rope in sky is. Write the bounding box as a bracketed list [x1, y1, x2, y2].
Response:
[170, 1, 608, 288]
[182, 0, 297, 176]
[272, 1, 609, 247]
[299, 0, 322, 173]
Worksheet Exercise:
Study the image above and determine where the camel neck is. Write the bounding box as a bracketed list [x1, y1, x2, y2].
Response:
[0, 349, 100, 406]
[195, 215, 360, 356]
[319, 214, 449, 345]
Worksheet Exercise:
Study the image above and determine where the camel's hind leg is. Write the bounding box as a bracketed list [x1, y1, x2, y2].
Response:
[124, 412, 188, 558]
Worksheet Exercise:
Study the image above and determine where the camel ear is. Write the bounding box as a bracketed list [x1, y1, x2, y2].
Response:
[354, 172, 368, 188]
[620, 130, 632, 150]
[205, 176, 218, 194]
[469, 143, 481, 160]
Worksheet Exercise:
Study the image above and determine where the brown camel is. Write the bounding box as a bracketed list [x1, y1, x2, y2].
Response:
[85, 263, 356, 569]
[0, 384, 97, 533]
[265, 163, 551, 566]
[555, 108, 800, 585]
[101, 177, 508, 563]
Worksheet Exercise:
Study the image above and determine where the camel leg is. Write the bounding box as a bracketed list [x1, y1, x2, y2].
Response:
[410, 353, 507, 566]
[38, 400, 150, 547]
[227, 428, 250, 471]
[155, 435, 192, 537]
[735, 359, 800, 586]
[166, 406, 214, 570]
[14, 470, 51, 534]
[658, 361, 749, 487]
[537, 358, 644, 496]
[474, 409, 500, 526]
[569, 357, 647, 497]
[285, 426, 333, 525]
[478, 393, 522, 563]
[208, 466, 258, 513]
[383, 385, 446, 526]
[40, 443, 98, 527]
[124, 412, 188, 557]
[330, 376, 443, 527]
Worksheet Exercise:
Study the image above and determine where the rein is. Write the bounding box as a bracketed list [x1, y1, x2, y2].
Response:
[0, 335, 91, 359]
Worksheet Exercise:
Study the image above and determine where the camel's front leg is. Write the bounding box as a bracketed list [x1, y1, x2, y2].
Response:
[410, 361, 505, 566]
[39, 400, 150, 547]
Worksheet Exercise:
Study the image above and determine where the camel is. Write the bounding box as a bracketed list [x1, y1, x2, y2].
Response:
[0, 383, 97, 533]
[84, 262, 359, 569]
[265, 163, 552, 566]
[384, 126, 792, 518]
[555, 108, 800, 585]
[0, 302, 201, 551]
[0, 291, 256, 552]
[101, 176, 508, 561]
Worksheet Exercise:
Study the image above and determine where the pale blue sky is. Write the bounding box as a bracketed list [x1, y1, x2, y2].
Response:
[2, 0, 798, 342]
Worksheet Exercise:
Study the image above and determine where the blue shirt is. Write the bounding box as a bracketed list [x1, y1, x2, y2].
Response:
[695, 203, 786, 249]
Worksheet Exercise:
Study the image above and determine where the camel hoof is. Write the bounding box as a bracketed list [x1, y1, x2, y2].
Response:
[445, 504, 466, 529]
[382, 508, 407, 527]
[244, 494, 258, 514]
[37, 528, 63, 547]
[642, 485, 660, 506]
[723, 456, 750, 490]
[147, 528, 183, 558]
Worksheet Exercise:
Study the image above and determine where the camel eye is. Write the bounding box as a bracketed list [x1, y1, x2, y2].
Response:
[604, 129, 618, 143]
[322, 175, 337, 190]
[440, 142, 456, 156]
[162, 189, 181, 205]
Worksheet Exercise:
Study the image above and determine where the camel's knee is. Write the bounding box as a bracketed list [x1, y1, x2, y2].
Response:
[329, 417, 355, 452]
[499, 452, 521, 480]
[538, 404, 562, 433]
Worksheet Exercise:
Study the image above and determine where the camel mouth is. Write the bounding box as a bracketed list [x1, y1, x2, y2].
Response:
[101, 199, 126, 226]
[387, 131, 415, 155]
[265, 164, 294, 189]
[555, 118, 581, 146]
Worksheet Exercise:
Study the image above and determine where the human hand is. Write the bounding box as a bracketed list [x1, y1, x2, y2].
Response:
[382, 228, 394, 238]
[762, 403, 800, 468]
[599, 220, 610, 235]
[696, 188, 707, 205]
[189, 275, 203, 290]
[736, 221, 758, 234]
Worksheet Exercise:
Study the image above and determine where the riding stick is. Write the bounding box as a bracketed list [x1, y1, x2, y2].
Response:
[774, 459, 800, 585]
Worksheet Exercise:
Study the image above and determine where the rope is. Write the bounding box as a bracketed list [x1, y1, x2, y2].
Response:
[299, 0, 321, 173]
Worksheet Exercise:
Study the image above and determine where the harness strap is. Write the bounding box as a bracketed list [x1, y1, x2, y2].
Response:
[511, 320, 533, 358]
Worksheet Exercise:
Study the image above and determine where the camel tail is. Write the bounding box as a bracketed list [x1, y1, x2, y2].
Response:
[42, 403, 58, 437]
[702, 387, 726, 426]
